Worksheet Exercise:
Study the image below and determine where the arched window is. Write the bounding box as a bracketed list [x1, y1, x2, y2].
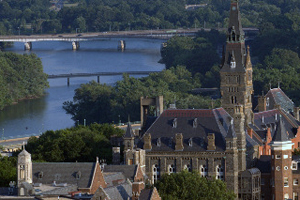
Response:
[152, 164, 160, 183]
[216, 165, 224, 180]
[184, 164, 191, 172]
[200, 165, 208, 177]
[168, 164, 176, 174]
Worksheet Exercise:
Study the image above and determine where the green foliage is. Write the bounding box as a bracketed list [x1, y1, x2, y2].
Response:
[0, 156, 17, 187]
[161, 30, 223, 77]
[63, 66, 219, 124]
[155, 170, 236, 200]
[25, 123, 124, 162]
[0, 52, 49, 110]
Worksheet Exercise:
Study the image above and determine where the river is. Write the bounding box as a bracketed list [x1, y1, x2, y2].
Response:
[0, 38, 165, 139]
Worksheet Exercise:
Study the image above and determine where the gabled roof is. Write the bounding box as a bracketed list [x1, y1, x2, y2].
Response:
[139, 108, 232, 152]
[32, 162, 96, 188]
[103, 181, 132, 200]
[265, 88, 294, 113]
[249, 109, 299, 141]
[104, 172, 126, 187]
[103, 165, 138, 182]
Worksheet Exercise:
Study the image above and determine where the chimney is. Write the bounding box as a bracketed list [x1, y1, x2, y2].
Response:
[175, 133, 184, 151]
[132, 182, 145, 200]
[143, 133, 152, 150]
[112, 147, 120, 165]
[294, 107, 300, 121]
[207, 133, 216, 151]
[247, 129, 253, 138]
[257, 95, 266, 112]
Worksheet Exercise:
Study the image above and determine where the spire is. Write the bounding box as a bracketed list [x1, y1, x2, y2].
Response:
[220, 0, 246, 72]
[246, 46, 251, 67]
[124, 122, 134, 138]
[228, 0, 244, 40]
[272, 116, 289, 142]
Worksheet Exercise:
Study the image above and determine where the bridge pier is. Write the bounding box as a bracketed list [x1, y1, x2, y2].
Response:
[67, 77, 70, 86]
[72, 41, 80, 50]
[24, 42, 32, 50]
[97, 76, 100, 83]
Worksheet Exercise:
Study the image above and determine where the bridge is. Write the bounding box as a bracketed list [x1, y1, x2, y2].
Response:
[0, 28, 259, 50]
[47, 71, 161, 86]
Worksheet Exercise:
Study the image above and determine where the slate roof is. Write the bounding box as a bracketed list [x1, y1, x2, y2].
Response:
[255, 156, 271, 173]
[272, 117, 289, 142]
[103, 165, 138, 182]
[139, 108, 232, 152]
[265, 88, 294, 113]
[246, 133, 259, 148]
[32, 162, 96, 189]
[104, 172, 126, 187]
[249, 109, 299, 142]
[139, 188, 152, 200]
[124, 123, 134, 138]
[103, 181, 132, 200]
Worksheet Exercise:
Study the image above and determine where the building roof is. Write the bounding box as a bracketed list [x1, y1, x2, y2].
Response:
[272, 117, 289, 142]
[103, 165, 138, 182]
[139, 108, 232, 152]
[255, 156, 271, 174]
[104, 172, 126, 187]
[265, 88, 294, 113]
[249, 109, 299, 142]
[103, 181, 132, 200]
[124, 123, 135, 138]
[32, 162, 96, 189]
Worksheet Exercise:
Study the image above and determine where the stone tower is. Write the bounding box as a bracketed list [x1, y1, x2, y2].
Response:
[270, 117, 293, 200]
[220, 0, 253, 125]
[17, 148, 32, 195]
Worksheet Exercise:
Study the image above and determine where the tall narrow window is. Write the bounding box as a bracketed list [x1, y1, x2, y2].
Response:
[216, 165, 224, 180]
[200, 165, 208, 177]
[152, 164, 160, 183]
[168, 164, 176, 174]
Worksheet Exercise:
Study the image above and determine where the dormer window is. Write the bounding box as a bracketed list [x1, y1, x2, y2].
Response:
[266, 97, 270, 107]
[230, 60, 236, 68]
[157, 138, 161, 147]
[76, 171, 81, 179]
[189, 138, 193, 147]
[193, 118, 197, 128]
[275, 113, 278, 121]
[38, 172, 43, 179]
[173, 118, 177, 128]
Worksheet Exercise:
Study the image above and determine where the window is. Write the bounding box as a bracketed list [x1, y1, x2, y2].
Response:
[261, 178, 265, 185]
[284, 177, 289, 187]
[184, 164, 191, 172]
[168, 164, 175, 174]
[200, 165, 208, 177]
[216, 165, 224, 180]
[284, 155, 288, 159]
[285, 194, 289, 200]
[294, 179, 299, 185]
[152, 164, 160, 183]
[276, 155, 281, 159]
[189, 138, 193, 147]
[293, 192, 298, 200]
[292, 162, 298, 170]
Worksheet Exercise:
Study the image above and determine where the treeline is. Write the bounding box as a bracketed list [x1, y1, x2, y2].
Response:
[0, 52, 49, 110]
[63, 66, 220, 124]
[25, 123, 124, 162]
[2, 0, 300, 34]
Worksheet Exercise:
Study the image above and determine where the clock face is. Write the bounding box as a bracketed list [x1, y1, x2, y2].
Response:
[232, 6, 236, 11]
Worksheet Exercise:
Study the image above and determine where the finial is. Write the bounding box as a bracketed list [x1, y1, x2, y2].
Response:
[278, 81, 280, 88]
[96, 157, 99, 163]
[22, 141, 25, 150]
[128, 114, 130, 124]
[269, 82, 272, 90]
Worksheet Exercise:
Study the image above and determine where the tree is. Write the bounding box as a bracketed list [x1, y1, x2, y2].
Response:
[0, 156, 17, 187]
[25, 123, 124, 162]
[155, 170, 236, 200]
